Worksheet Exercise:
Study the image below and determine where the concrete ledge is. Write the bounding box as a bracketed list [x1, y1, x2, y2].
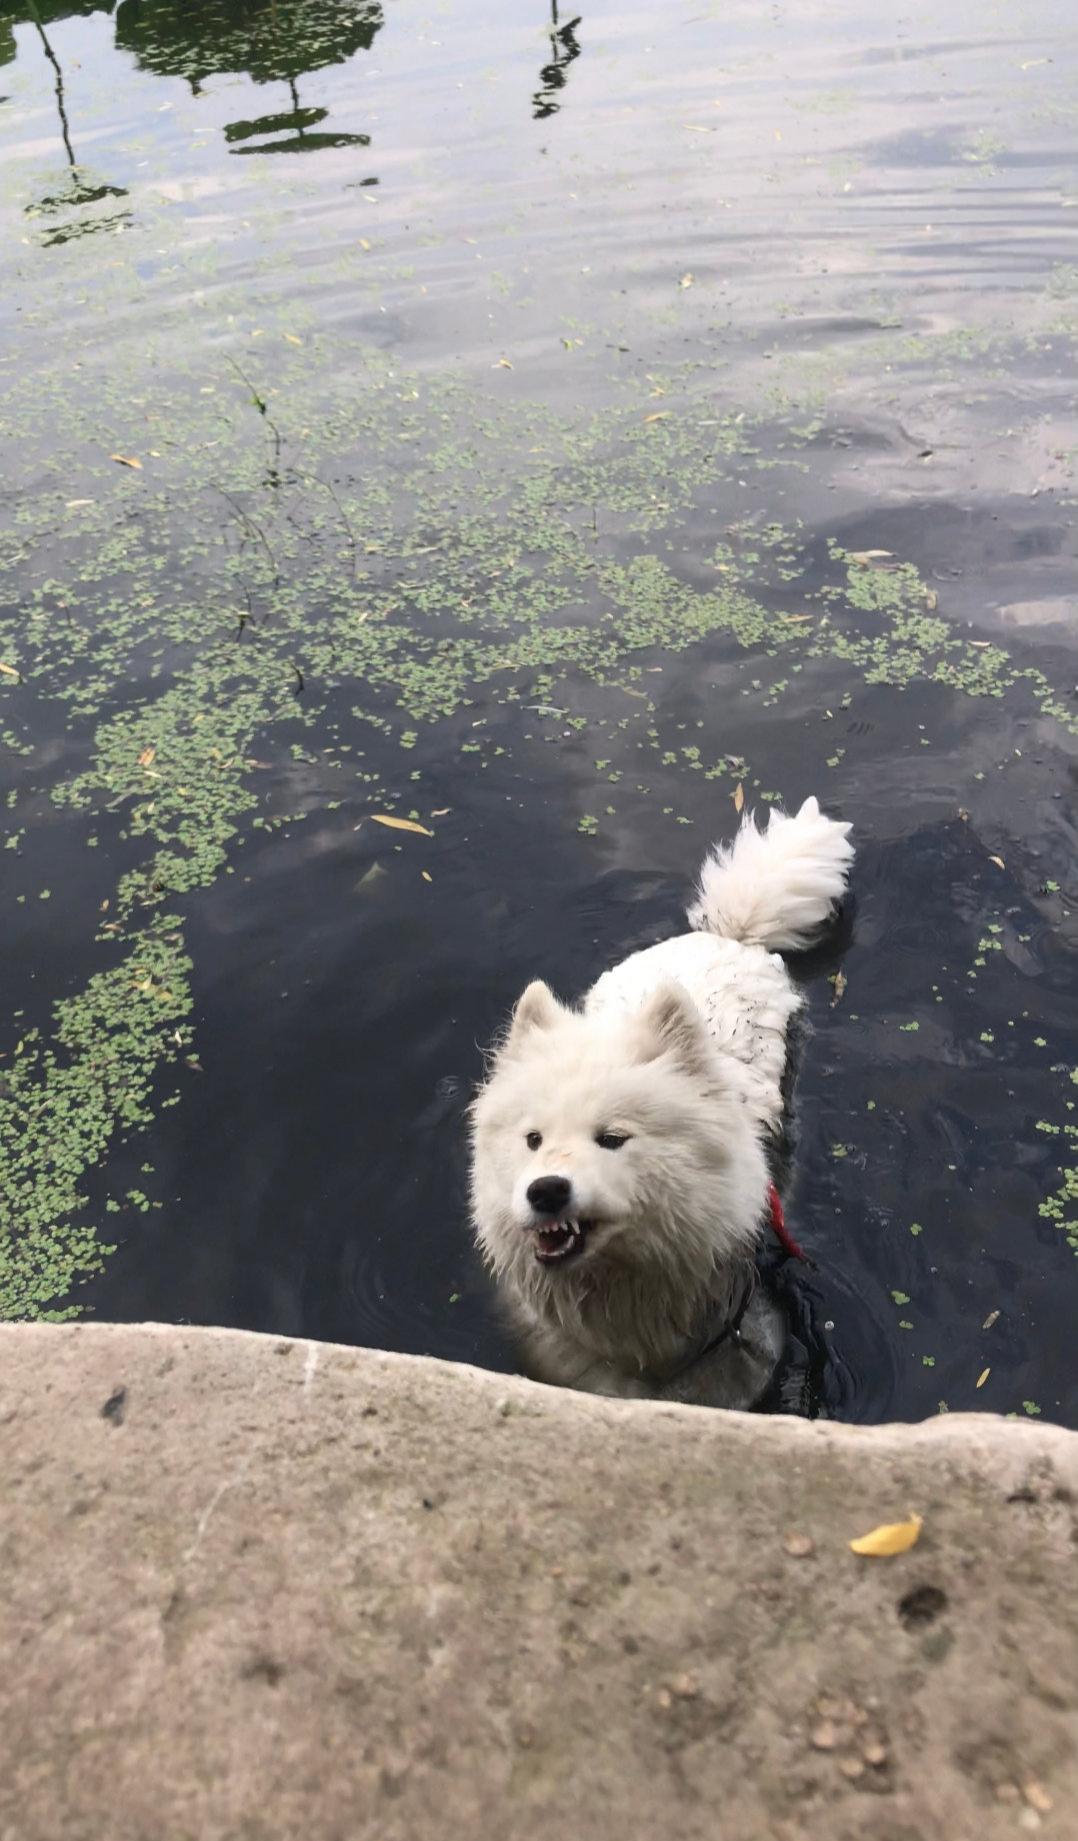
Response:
[1, 1323, 1076, 1839]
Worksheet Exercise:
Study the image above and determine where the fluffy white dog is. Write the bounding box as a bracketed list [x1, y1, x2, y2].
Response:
[470, 797, 854, 1408]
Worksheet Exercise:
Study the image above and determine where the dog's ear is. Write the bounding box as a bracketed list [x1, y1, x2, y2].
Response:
[632, 982, 710, 1076]
[502, 979, 563, 1055]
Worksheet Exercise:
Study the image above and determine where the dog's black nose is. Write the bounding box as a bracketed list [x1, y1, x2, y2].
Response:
[527, 1175, 571, 1216]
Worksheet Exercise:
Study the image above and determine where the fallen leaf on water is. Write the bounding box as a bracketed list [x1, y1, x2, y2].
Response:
[66, 498, 95, 508]
[782, 612, 814, 623]
[110, 454, 143, 469]
[733, 782, 745, 814]
[924, 588, 938, 611]
[359, 237, 372, 250]
[138, 746, 156, 768]
[849, 1514, 923, 1556]
[422, 870, 433, 883]
[849, 548, 892, 566]
[976, 1367, 991, 1389]
[679, 272, 694, 288]
[370, 814, 434, 837]
[989, 854, 1006, 870]
[495, 357, 514, 370]
[982, 1309, 1000, 1330]
[831, 969, 847, 1007]
[283, 333, 303, 345]
[430, 807, 451, 817]
[644, 411, 670, 422]
[0, 662, 19, 679]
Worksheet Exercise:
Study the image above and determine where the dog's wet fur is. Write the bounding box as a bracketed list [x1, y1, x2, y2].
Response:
[470, 797, 854, 1409]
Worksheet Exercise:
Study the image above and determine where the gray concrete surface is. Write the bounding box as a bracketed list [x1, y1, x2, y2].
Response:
[1, 1322, 1076, 1840]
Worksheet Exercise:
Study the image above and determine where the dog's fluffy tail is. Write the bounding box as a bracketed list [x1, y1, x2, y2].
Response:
[687, 795, 853, 952]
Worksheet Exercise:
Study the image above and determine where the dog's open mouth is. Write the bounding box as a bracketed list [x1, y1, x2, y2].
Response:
[532, 1218, 593, 1264]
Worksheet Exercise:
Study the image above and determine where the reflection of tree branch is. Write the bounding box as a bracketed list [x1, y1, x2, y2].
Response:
[533, 3, 582, 121]
[23, 2, 131, 241]
[27, 1, 76, 167]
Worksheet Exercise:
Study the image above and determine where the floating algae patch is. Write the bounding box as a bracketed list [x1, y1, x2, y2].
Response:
[1038, 1069, 1078, 1259]
[0, 921, 191, 1319]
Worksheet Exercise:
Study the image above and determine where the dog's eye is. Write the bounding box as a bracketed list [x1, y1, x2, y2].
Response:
[525, 1131, 543, 1152]
[595, 1131, 630, 1151]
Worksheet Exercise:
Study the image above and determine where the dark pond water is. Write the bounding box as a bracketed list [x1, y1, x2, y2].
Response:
[2, 0, 1077, 1423]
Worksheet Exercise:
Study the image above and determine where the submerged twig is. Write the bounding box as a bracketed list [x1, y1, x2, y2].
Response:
[212, 485, 281, 591]
[225, 354, 283, 483]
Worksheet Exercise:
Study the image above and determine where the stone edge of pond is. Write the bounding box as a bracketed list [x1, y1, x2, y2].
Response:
[1, 1320, 1076, 1841]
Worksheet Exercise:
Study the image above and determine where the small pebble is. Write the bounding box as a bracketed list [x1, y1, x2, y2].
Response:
[670, 1672, 699, 1700]
[840, 1757, 866, 1780]
[783, 1531, 815, 1558]
[1023, 1781, 1053, 1815]
[862, 1738, 889, 1768]
[811, 1720, 839, 1752]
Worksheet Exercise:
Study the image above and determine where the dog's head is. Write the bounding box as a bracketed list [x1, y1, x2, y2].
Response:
[470, 978, 767, 1297]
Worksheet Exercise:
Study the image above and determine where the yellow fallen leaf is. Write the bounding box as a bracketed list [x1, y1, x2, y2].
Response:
[430, 807, 450, 817]
[733, 782, 744, 814]
[0, 661, 19, 678]
[782, 612, 814, 623]
[644, 411, 670, 422]
[679, 272, 694, 288]
[421, 870, 433, 883]
[849, 1514, 923, 1556]
[924, 588, 938, 611]
[283, 333, 303, 345]
[495, 357, 514, 370]
[830, 969, 847, 1007]
[976, 1367, 990, 1389]
[359, 237, 372, 251]
[849, 549, 892, 565]
[111, 454, 143, 469]
[989, 854, 1005, 870]
[66, 498, 94, 508]
[370, 814, 433, 837]
[138, 746, 156, 768]
[982, 1309, 1000, 1330]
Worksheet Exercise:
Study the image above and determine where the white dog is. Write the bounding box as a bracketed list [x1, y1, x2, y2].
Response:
[470, 797, 853, 1409]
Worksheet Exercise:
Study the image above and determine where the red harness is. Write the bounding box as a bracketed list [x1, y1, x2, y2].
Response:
[767, 1181, 807, 1262]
